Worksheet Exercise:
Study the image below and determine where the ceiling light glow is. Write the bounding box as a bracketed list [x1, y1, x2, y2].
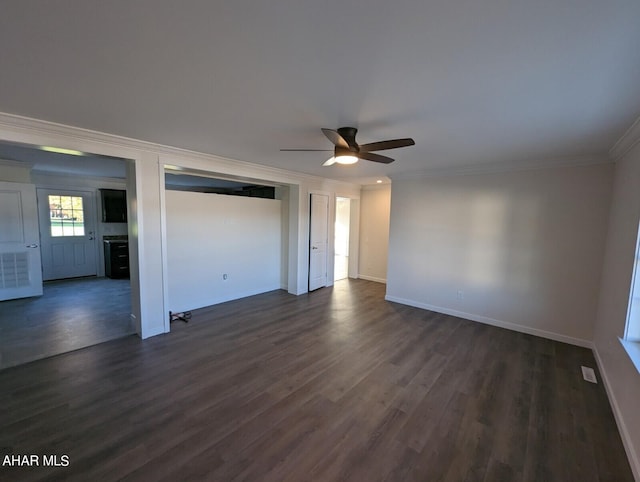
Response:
[41, 146, 85, 156]
[334, 155, 358, 165]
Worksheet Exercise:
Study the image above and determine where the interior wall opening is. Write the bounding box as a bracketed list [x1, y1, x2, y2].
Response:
[163, 168, 289, 319]
[0, 140, 136, 369]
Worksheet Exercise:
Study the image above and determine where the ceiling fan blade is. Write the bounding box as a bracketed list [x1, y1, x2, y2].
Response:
[322, 157, 337, 166]
[359, 138, 415, 152]
[358, 151, 395, 164]
[280, 148, 333, 151]
[321, 128, 349, 149]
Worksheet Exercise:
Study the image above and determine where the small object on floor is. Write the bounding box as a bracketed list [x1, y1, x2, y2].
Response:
[170, 311, 192, 323]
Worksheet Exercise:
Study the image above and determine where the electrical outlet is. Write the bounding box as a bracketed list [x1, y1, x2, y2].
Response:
[456, 290, 464, 300]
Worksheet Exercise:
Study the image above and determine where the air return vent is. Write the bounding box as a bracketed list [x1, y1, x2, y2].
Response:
[0, 252, 29, 288]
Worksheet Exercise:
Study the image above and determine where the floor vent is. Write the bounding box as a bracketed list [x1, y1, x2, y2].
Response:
[0, 252, 29, 289]
[581, 366, 598, 384]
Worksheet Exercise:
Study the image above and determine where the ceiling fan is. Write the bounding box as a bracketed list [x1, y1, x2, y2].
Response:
[281, 127, 415, 166]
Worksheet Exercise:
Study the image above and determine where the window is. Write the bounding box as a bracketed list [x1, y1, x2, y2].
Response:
[621, 221, 640, 373]
[48, 195, 85, 237]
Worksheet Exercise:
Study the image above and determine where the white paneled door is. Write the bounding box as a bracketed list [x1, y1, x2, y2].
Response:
[0, 181, 43, 301]
[309, 193, 329, 291]
[37, 189, 97, 280]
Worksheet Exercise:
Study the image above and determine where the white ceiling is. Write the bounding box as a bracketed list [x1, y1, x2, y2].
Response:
[0, 0, 638, 184]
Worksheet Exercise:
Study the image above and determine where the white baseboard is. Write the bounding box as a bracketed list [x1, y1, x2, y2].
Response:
[141, 324, 166, 339]
[383, 295, 593, 348]
[358, 274, 387, 284]
[171, 284, 282, 314]
[593, 347, 640, 482]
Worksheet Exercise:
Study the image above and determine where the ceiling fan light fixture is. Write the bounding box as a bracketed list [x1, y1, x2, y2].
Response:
[334, 155, 358, 165]
[286, 127, 415, 166]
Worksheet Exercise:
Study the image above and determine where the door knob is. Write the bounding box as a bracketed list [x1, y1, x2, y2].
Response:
[26, 244, 39, 248]
[88, 236, 94, 240]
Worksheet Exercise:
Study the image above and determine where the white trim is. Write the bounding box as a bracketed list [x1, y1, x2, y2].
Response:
[171, 285, 283, 314]
[359, 274, 387, 284]
[593, 347, 640, 482]
[390, 155, 611, 181]
[159, 161, 170, 334]
[619, 338, 640, 374]
[610, 115, 640, 161]
[0, 112, 361, 191]
[384, 295, 593, 348]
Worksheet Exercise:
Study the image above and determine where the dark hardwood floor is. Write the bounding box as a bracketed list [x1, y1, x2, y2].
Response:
[0, 277, 133, 369]
[0, 279, 633, 481]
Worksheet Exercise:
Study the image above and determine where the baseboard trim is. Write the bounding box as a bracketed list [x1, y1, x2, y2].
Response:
[141, 325, 166, 340]
[171, 284, 282, 314]
[358, 274, 387, 284]
[593, 347, 640, 482]
[384, 295, 593, 348]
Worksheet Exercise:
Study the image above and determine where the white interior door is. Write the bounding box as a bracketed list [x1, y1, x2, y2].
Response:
[0, 181, 43, 301]
[37, 189, 97, 280]
[309, 193, 329, 291]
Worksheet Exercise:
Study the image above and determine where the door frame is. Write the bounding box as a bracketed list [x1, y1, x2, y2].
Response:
[308, 191, 332, 291]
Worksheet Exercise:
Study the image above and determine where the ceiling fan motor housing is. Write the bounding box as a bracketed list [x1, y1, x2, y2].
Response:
[337, 127, 360, 152]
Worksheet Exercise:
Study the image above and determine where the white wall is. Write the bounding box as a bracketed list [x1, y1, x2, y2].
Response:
[165, 190, 281, 312]
[0, 160, 31, 183]
[358, 184, 391, 283]
[593, 136, 640, 479]
[387, 163, 613, 345]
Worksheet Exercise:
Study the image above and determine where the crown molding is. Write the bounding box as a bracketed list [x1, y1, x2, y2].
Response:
[610, 115, 640, 161]
[390, 154, 611, 182]
[0, 112, 362, 192]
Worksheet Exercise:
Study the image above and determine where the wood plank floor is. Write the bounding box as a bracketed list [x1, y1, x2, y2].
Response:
[0, 279, 633, 481]
[0, 277, 133, 369]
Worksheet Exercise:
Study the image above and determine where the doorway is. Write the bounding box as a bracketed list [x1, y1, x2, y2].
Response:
[0, 141, 136, 368]
[334, 197, 351, 281]
[309, 193, 329, 291]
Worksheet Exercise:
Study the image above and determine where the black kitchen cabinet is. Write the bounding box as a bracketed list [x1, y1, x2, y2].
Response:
[100, 189, 127, 223]
[104, 240, 129, 278]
